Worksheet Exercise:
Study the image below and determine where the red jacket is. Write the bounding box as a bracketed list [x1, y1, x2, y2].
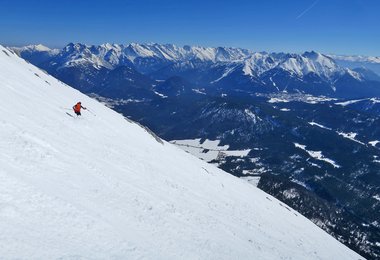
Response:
[73, 103, 83, 113]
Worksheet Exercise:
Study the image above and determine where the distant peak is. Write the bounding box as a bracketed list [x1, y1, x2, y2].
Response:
[101, 43, 113, 48]
[22, 44, 51, 52]
[64, 42, 88, 52]
[35, 44, 51, 51]
[303, 50, 318, 55]
[302, 51, 323, 59]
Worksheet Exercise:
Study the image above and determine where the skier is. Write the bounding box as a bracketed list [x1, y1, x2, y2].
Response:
[72, 102, 86, 116]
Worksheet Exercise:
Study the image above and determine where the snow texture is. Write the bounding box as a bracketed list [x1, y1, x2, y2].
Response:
[241, 176, 261, 187]
[170, 138, 251, 163]
[0, 46, 362, 259]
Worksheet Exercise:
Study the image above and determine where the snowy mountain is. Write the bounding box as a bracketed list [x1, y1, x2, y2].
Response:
[14, 43, 380, 99]
[12, 43, 58, 53]
[210, 51, 363, 94]
[0, 46, 365, 259]
[12, 44, 59, 66]
[26, 42, 251, 71]
[14, 43, 348, 78]
[329, 54, 380, 78]
[278, 51, 344, 79]
[230, 51, 344, 79]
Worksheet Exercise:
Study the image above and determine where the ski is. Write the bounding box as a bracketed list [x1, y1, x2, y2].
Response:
[66, 112, 74, 117]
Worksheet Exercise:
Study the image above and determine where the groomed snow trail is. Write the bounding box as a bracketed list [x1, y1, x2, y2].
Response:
[0, 46, 364, 259]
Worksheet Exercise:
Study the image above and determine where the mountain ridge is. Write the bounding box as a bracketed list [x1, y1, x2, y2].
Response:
[12, 42, 380, 99]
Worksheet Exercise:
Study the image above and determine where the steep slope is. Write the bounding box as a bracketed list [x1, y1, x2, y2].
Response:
[0, 46, 364, 259]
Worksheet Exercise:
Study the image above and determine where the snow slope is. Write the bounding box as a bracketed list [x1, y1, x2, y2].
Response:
[0, 46, 364, 259]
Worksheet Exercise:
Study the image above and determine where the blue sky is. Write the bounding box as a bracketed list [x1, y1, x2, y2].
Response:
[1, 0, 379, 55]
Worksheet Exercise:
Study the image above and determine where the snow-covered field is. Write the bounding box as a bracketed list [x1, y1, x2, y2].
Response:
[308, 122, 367, 146]
[0, 46, 363, 259]
[308, 121, 332, 130]
[264, 93, 337, 104]
[337, 131, 366, 145]
[294, 143, 341, 168]
[268, 97, 290, 103]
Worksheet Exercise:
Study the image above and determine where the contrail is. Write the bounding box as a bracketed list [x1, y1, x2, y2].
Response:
[296, 0, 319, 20]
